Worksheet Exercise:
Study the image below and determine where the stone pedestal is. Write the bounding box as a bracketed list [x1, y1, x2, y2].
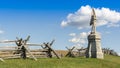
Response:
[86, 32, 104, 59]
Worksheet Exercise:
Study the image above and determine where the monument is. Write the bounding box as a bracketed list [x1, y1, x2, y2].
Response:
[86, 9, 104, 59]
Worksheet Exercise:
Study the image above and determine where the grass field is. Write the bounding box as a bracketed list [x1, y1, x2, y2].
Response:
[0, 55, 120, 68]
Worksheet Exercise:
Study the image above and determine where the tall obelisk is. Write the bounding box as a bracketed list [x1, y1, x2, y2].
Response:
[86, 9, 104, 59]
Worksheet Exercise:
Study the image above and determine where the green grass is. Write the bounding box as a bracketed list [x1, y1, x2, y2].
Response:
[0, 55, 120, 68]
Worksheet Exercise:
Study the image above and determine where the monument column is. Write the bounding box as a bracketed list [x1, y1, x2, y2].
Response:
[86, 9, 104, 59]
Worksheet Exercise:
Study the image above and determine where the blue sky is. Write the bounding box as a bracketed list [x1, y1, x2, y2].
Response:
[0, 0, 120, 54]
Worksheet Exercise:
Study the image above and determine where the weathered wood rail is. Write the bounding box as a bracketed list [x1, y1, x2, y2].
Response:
[0, 36, 61, 62]
[0, 49, 60, 59]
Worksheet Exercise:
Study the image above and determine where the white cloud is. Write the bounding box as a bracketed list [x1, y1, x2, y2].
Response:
[61, 21, 68, 27]
[105, 31, 111, 34]
[107, 23, 120, 27]
[69, 32, 88, 45]
[0, 30, 4, 34]
[61, 5, 120, 29]
[69, 33, 76, 36]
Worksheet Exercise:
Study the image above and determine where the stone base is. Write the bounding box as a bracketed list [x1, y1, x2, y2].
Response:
[86, 32, 104, 59]
[86, 52, 104, 59]
[96, 52, 104, 59]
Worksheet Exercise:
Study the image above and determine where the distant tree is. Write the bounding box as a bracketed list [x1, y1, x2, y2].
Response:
[102, 48, 118, 56]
